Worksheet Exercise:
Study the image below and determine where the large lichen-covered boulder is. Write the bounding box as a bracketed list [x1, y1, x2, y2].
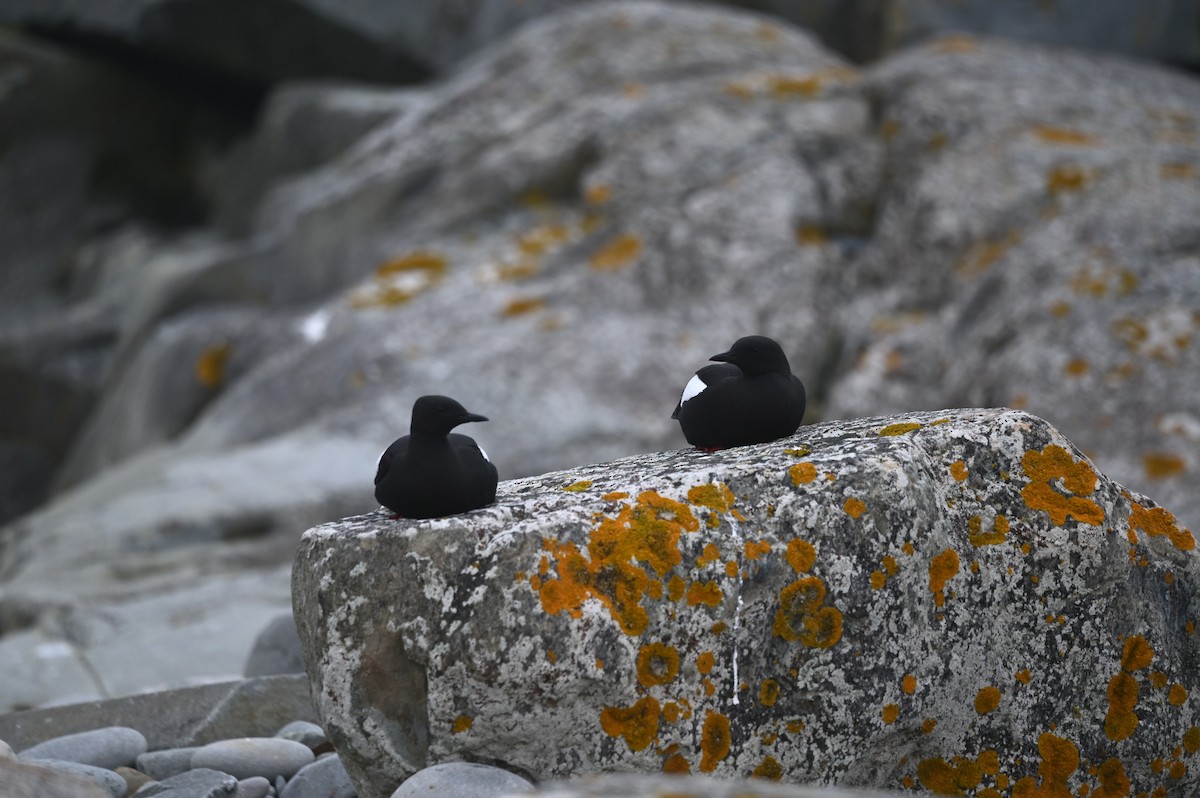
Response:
[292, 408, 1200, 798]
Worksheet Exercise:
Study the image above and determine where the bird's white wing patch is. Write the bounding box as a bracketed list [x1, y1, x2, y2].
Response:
[477, 445, 491, 463]
[680, 373, 707, 406]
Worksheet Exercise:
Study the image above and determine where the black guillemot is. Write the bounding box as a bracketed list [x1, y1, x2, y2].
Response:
[374, 395, 499, 519]
[672, 335, 806, 450]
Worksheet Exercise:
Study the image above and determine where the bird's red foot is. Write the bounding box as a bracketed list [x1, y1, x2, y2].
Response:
[695, 446, 724, 453]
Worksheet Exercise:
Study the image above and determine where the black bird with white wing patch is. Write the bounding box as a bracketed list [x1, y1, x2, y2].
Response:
[374, 395, 498, 519]
[672, 335, 806, 450]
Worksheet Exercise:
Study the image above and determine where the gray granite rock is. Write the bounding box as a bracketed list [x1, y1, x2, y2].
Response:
[391, 763, 530, 798]
[522, 773, 901, 797]
[191, 738, 315, 781]
[21, 758, 126, 797]
[136, 767, 239, 797]
[18, 726, 147, 769]
[294, 408, 1200, 798]
[281, 754, 356, 798]
[117, 765, 154, 795]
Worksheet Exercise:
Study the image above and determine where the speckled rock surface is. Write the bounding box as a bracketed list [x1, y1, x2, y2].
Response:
[294, 408, 1199, 798]
[824, 34, 1200, 532]
[520, 773, 902, 797]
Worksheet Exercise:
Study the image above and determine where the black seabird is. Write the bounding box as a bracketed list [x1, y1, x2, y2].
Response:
[672, 335, 806, 450]
[374, 395, 499, 519]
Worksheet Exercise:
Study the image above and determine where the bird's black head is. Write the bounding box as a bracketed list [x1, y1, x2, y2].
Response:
[410, 395, 488, 436]
[710, 335, 792, 376]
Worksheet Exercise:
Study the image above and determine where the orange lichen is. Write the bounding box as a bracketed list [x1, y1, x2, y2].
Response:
[795, 224, 828, 246]
[376, 251, 447, 278]
[922, 718, 938, 734]
[902, 542, 915, 556]
[1160, 162, 1196, 179]
[786, 539, 816, 573]
[666, 574, 685, 602]
[1020, 445, 1105, 526]
[1149, 671, 1168, 689]
[696, 542, 721, 568]
[950, 461, 969, 482]
[599, 696, 660, 752]
[662, 753, 690, 774]
[698, 710, 731, 773]
[536, 490, 698, 635]
[1012, 733, 1080, 797]
[969, 514, 1009, 546]
[956, 232, 1021, 276]
[1064, 358, 1090, 377]
[1122, 635, 1154, 672]
[195, 344, 231, 388]
[882, 704, 900, 724]
[880, 422, 923, 436]
[759, 678, 780, 707]
[1105, 672, 1140, 741]
[978, 750, 1000, 775]
[603, 491, 629, 501]
[918, 757, 983, 795]
[1183, 726, 1200, 755]
[502, 296, 546, 317]
[687, 581, 723, 607]
[769, 74, 822, 98]
[773, 577, 842, 649]
[870, 571, 887, 590]
[688, 482, 735, 512]
[844, 497, 867, 519]
[929, 549, 960, 607]
[696, 651, 715, 674]
[1092, 758, 1130, 798]
[1144, 453, 1186, 479]
[752, 755, 783, 780]
[744, 540, 772, 560]
[452, 714, 473, 733]
[590, 233, 641, 271]
[1032, 125, 1098, 146]
[789, 462, 818, 485]
[661, 702, 679, 723]
[1046, 164, 1091, 194]
[636, 642, 680, 687]
[562, 480, 593, 492]
[1129, 502, 1195, 551]
[975, 685, 1001, 714]
[1168, 684, 1188, 706]
[723, 560, 738, 578]
[903, 674, 918, 695]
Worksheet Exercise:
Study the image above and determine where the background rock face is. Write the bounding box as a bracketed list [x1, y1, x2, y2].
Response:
[2, 0, 1199, 713]
[293, 409, 1200, 798]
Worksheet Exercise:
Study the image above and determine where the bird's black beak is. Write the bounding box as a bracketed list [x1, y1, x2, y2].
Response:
[710, 350, 734, 363]
[459, 413, 488, 424]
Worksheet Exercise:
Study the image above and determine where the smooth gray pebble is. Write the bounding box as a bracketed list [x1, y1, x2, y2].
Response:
[20, 726, 148, 769]
[236, 775, 273, 798]
[280, 753, 355, 798]
[191, 738, 313, 780]
[138, 747, 201, 780]
[390, 763, 532, 798]
[274, 721, 326, 750]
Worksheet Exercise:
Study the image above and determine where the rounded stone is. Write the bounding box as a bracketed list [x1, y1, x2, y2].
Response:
[390, 763, 533, 798]
[18, 726, 148, 769]
[0, 738, 14, 758]
[116, 765, 154, 795]
[280, 753, 355, 798]
[191, 737, 315, 780]
[22, 758, 127, 798]
[136, 767, 238, 797]
[274, 720, 327, 750]
[136, 746, 199, 780]
[236, 775, 274, 798]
